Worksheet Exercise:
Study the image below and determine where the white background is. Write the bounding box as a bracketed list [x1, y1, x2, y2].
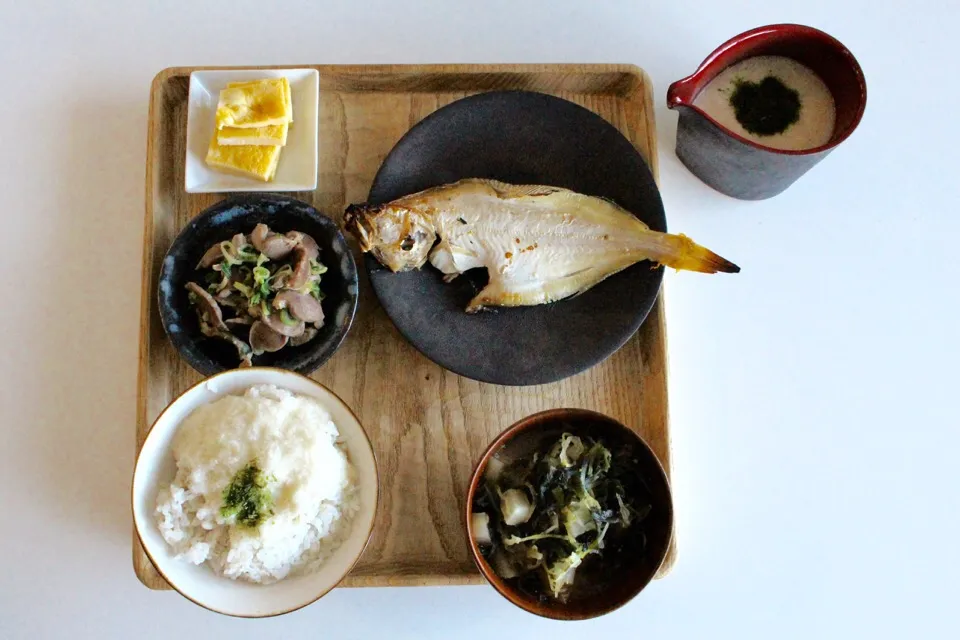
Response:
[1, 1, 957, 638]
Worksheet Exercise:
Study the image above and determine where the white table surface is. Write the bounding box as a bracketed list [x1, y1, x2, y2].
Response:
[2, 1, 957, 638]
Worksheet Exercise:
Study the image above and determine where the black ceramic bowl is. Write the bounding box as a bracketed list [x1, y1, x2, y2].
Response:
[158, 195, 358, 376]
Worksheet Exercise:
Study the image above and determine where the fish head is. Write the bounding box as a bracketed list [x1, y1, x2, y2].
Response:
[344, 203, 437, 272]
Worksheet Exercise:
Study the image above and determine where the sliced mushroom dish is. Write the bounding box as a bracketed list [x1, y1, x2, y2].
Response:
[185, 224, 327, 366]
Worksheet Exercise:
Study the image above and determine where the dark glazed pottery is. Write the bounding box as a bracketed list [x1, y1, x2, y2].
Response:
[158, 195, 358, 376]
[364, 90, 666, 386]
[465, 409, 674, 620]
[668, 24, 867, 200]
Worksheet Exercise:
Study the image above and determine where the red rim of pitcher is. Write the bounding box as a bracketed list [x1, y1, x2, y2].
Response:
[666, 23, 867, 156]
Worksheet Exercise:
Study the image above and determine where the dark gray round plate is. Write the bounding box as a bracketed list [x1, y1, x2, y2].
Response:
[158, 195, 358, 376]
[366, 90, 666, 386]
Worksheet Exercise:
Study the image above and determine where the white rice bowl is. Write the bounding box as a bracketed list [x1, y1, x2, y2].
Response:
[132, 369, 378, 617]
[155, 385, 358, 583]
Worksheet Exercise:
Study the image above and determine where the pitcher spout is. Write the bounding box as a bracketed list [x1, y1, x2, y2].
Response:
[667, 76, 699, 109]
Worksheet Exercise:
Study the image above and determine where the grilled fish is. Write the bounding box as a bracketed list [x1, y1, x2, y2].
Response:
[345, 179, 739, 312]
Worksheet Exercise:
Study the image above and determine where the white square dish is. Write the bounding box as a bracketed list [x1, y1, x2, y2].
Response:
[185, 69, 319, 193]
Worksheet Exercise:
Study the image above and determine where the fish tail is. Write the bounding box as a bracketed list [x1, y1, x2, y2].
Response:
[653, 233, 740, 274]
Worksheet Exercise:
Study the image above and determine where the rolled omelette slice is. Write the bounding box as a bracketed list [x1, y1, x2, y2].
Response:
[215, 78, 290, 129]
[205, 133, 281, 181]
[227, 77, 292, 123]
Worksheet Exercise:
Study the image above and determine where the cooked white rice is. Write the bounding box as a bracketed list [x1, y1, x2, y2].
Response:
[154, 384, 358, 584]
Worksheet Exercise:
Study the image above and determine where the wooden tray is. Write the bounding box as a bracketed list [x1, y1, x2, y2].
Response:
[135, 63, 674, 589]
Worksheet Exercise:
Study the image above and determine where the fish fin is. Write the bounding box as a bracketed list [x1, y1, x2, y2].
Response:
[428, 242, 458, 275]
[461, 178, 564, 199]
[466, 281, 519, 313]
[539, 260, 640, 302]
[465, 260, 637, 312]
[463, 179, 650, 233]
[652, 234, 740, 274]
[429, 240, 482, 276]
[595, 196, 650, 230]
[466, 278, 527, 312]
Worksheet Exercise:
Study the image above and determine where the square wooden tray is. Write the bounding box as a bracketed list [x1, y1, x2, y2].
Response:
[135, 63, 674, 589]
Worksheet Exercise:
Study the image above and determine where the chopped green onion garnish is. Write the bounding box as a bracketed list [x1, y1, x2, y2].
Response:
[233, 282, 253, 297]
[219, 241, 239, 265]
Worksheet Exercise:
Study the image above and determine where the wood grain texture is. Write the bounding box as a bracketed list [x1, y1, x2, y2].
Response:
[135, 64, 674, 590]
